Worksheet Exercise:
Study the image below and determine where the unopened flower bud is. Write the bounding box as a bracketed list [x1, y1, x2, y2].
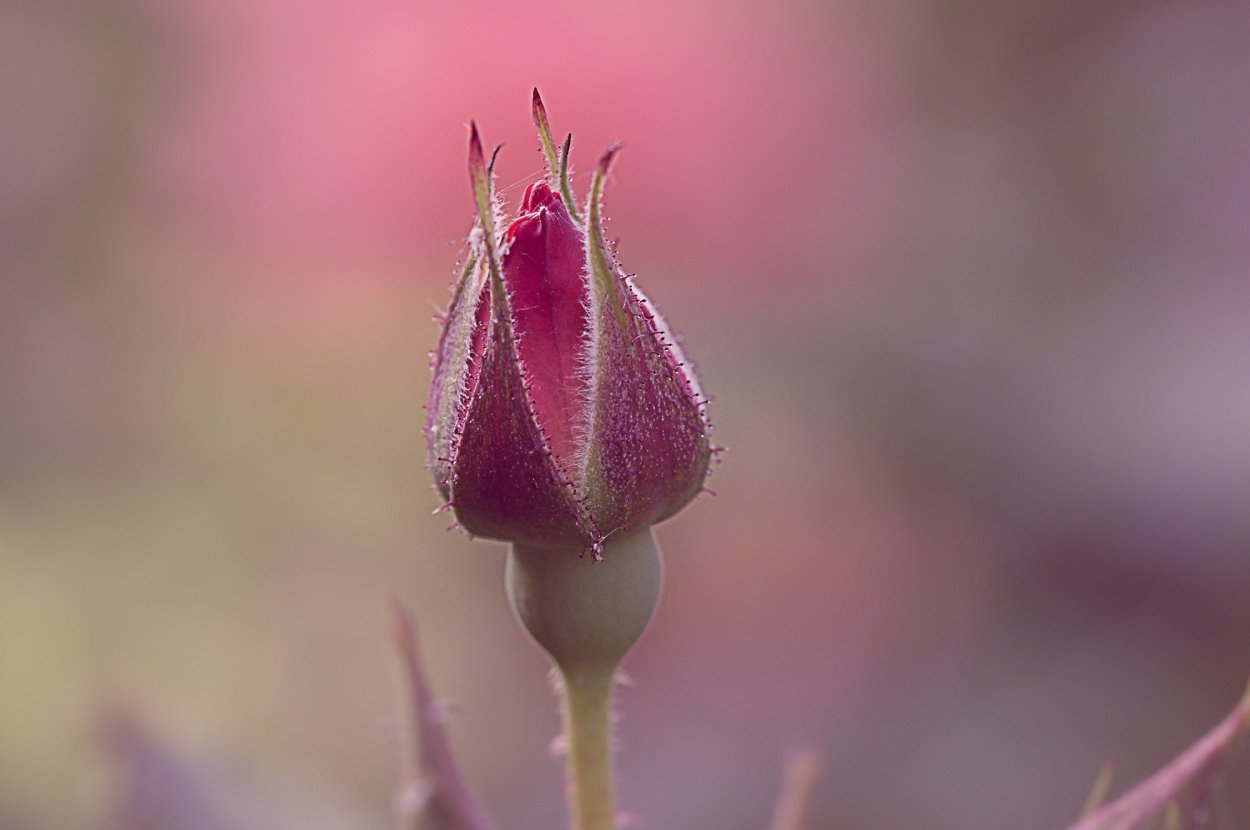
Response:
[426, 92, 711, 555]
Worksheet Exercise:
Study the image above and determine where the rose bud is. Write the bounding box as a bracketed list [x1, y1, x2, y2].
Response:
[425, 91, 711, 557]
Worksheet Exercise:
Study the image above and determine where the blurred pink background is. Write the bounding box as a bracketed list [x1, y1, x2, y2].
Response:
[3, 0, 1250, 828]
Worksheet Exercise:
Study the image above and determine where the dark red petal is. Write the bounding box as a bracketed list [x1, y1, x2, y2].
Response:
[500, 182, 590, 473]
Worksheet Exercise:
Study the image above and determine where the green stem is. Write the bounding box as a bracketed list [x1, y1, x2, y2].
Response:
[506, 528, 662, 830]
[560, 666, 617, 830]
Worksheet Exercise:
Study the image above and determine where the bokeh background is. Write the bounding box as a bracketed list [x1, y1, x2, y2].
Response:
[3, 0, 1250, 827]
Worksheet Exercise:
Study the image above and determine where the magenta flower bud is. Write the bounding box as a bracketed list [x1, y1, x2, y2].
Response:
[426, 92, 711, 555]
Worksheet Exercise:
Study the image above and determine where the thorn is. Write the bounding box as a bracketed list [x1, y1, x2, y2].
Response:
[547, 733, 569, 758]
[1078, 761, 1117, 820]
[766, 748, 821, 830]
[1163, 800, 1181, 830]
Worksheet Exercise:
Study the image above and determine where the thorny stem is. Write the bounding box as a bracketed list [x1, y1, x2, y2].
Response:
[1068, 679, 1250, 830]
[506, 529, 663, 830]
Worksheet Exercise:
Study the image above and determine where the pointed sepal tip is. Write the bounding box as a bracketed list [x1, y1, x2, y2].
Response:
[531, 87, 549, 129]
[466, 121, 499, 253]
[531, 87, 563, 186]
[467, 121, 485, 177]
[597, 142, 623, 176]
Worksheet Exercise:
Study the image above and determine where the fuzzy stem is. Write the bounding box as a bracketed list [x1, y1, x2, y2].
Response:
[559, 666, 617, 830]
[506, 528, 662, 830]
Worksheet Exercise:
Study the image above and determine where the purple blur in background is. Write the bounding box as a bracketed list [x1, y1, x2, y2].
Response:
[2, 1, 1249, 828]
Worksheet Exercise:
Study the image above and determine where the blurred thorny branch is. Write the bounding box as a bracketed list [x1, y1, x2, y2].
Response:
[390, 602, 496, 830]
[95, 616, 1246, 830]
[389, 609, 1250, 830]
[1067, 678, 1250, 830]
